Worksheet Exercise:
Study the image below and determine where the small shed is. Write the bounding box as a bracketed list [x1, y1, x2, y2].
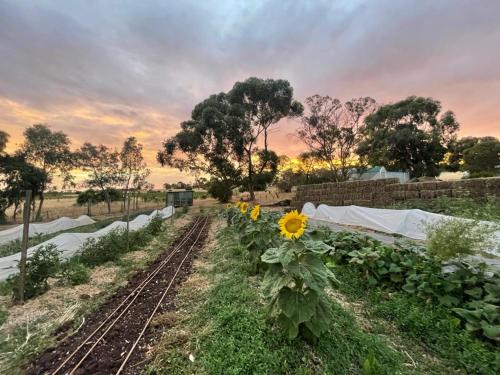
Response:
[165, 189, 194, 207]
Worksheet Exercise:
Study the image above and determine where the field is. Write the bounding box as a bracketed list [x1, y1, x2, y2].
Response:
[0, 198, 498, 374]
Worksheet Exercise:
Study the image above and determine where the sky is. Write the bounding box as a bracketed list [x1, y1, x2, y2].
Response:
[1, 0, 499, 188]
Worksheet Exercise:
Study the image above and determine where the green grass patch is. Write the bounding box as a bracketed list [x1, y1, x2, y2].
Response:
[148, 225, 411, 375]
[334, 266, 500, 374]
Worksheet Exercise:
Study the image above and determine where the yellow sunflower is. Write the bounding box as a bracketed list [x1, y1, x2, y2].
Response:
[250, 204, 260, 221]
[239, 202, 248, 214]
[279, 210, 308, 240]
[226, 203, 232, 209]
[236, 201, 242, 208]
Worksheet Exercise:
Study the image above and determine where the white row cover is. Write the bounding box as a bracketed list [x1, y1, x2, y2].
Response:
[302, 203, 500, 256]
[0, 206, 175, 281]
[0, 215, 95, 245]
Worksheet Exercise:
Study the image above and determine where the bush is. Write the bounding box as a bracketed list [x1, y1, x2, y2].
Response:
[146, 214, 165, 236]
[9, 244, 61, 300]
[425, 219, 499, 261]
[59, 260, 90, 286]
[208, 180, 233, 203]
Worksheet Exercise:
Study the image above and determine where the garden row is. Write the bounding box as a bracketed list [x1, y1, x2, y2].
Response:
[222, 203, 499, 372]
[1, 214, 166, 304]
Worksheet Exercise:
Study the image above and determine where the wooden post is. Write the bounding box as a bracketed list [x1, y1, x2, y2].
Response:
[17, 190, 32, 303]
[126, 193, 131, 252]
[87, 198, 92, 216]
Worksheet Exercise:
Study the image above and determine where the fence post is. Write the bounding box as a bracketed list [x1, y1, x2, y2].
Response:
[17, 190, 32, 304]
[126, 193, 131, 252]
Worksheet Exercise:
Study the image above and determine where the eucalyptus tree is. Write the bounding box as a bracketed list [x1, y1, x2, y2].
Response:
[20, 124, 74, 219]
[120, 137, 150, 209]
[78, 143, 124, 213]
[299, 95, 376, 181]
[0, 130, 8, 154]
[158, 78, 302, 201]
[357, 96, 459, 178]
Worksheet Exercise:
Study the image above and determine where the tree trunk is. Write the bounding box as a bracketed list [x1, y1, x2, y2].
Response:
[35, 192, 45, 221]
[248, 150, 255, 201]
[104, 190, 111, 213]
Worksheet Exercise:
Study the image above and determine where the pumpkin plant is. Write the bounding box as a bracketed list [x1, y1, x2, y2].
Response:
[261, 210, 338, 340]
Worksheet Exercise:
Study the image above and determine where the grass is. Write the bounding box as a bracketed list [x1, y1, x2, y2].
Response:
[334, 266, 500, 374]
[0, 211, 189, 374]
[147, 224, 419, 375]
[387, 196, 500, 222]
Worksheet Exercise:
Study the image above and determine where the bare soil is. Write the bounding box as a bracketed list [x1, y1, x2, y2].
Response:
[27, 216, 211, 375]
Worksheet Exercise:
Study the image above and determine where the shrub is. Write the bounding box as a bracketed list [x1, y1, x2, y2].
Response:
[59, 260, 90, 286]
[207, 180, 233, 203]
[146, 214, 165, 236]
[9, 244, 61, 300]
[425, 219, 499, 261]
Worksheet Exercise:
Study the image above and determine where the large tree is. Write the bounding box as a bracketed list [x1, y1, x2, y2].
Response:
[20, 124, 74, 219]
[463, 137, 500, 175]
[78, 143, 124, 213]
[357, 96, 459, 178]
[120, 137, 149, 209]
[298, 95, 376, 181]
[0, 133, 46, 223]
[158, 78, 302, 201]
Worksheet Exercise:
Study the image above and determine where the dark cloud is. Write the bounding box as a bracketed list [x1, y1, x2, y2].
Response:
[1, 0, 499, 185]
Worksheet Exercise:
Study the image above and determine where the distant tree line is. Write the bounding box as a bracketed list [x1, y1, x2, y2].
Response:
[158, 78, 499, 202]
[0, 125, 152, 223]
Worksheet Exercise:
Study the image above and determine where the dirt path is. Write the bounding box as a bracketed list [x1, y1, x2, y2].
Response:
[27, 216, 211, 375]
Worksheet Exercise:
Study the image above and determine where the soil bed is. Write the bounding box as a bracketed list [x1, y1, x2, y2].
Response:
[28, 216, 211, 375]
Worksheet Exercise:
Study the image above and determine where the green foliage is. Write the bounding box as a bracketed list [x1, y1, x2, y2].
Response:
[336, 266, 499, 373]
[158, 78, 302, 199]
[317, 227, 500, 342]
[9, 244, 61, 300]
[425, 219, 499, 260]
[76, 188, 122, 205]
[239, 211, 281, 273]
[148, 226, 406, 375]
[59, 259, 90, 286]
[358, 96, 459, 178]
[261, 235, 337, 340]
[463, 137, 500, 174]
[207, 179, 233, 203]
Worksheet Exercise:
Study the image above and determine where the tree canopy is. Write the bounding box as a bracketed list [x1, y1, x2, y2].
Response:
[158, 77, 302, 201]
[463, 137, 500, 176]
[20, 124, 74, 219]
[357, 96, 459, 178]
[299, 95, 376, 181]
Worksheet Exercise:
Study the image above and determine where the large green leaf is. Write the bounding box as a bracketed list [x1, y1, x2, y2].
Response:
[301, 239, 332, 254]
[262, 268, 293, 298]
[261, 243, 294, 266]
[480, 322, 500, 340]
[278, 287, 318, 325]
[304, 296, 332, 338]
[288, 254, 338, 293]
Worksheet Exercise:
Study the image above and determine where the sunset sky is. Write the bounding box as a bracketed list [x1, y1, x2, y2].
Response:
[1, 0, 499, 188]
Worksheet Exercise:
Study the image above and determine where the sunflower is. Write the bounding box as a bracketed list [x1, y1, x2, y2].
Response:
[239, 202, 249, 214]
[279, 210, 308, 240]
[236, 201, 242, 208]
[250, 204, 260, 221]
[226, 203, 232, 209]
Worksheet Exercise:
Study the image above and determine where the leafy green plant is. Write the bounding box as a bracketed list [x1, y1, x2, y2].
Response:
[425, 218, 499, 261]
[240, 210, 281, 273]
[9, 244, 61, 300]
[59, 260, 90, 286]
[261, 233, 337, 340]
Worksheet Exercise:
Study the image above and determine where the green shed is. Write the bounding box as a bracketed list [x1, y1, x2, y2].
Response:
[166, 189, 194, 207]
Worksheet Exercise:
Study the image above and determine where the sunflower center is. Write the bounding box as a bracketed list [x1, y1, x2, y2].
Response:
[285, 218, 302, 233]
